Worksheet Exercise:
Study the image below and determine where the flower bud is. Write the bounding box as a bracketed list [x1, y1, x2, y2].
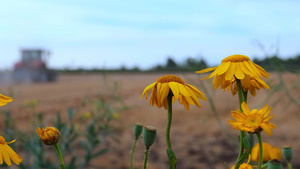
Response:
[143, 126, 157, 149]
[36, 127, 61, 146]
[133, 123, 143, 140]
[267, 159, 282, 169]
[282, 145, 293, 162]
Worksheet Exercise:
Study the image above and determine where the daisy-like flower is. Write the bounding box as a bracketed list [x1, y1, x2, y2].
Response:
[0, 136, 22, 166]
[231, 156, 255, 169]
[225, 76, 270, 96]
[228, 102, 276, 136]
[251, 143, 282, 163]
[36, 127, 61, 146]
[0, 94, 13, 106]
[140, 75, 207, 110]
[196, 54, 270, 92]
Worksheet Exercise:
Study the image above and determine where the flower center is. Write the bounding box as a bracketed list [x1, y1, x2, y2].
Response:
[156, 75, 184, 84]
[245, 115, 262, 128]
[222, 54, 250, 63]
[0, 136, 6, 144]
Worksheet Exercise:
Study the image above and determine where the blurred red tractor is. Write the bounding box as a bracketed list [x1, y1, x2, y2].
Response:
[14, 49, 57, 82]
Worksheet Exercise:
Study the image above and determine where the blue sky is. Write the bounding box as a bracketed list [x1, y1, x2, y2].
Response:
[0, 0, 300, 70]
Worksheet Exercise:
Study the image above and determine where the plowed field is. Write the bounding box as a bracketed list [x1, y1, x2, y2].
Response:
[1, 72, 299, 168]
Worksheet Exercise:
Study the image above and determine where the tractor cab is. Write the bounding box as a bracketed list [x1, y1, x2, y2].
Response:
[13, 49, 56, 82]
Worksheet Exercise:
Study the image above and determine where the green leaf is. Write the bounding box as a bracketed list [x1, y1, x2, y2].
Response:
[66, 157, 77, 169]
[67, 108, 73, 121]
[91, 149, 109, 158]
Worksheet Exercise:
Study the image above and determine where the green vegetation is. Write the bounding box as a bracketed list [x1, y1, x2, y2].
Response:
[57, 54, 300, 73]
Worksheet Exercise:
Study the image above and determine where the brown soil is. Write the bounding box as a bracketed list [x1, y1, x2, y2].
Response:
[1, 72, 300, 169]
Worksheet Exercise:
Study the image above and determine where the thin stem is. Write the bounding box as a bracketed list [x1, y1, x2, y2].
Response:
[143, 148, 149, 169]
[54, 143, 66, 169]
[243, 91, 248, 104]
[234, 78, 246, 169]
[256, 132, 263, 169]
[236, 78, 244, 110]
[166, 93, 173, 149]
[288, 162, 292, 169]
[130, 139, 137, 169]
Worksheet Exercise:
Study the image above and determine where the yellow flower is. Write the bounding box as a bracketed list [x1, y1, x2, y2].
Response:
[228, 102, 276, 136]
[36, 127, 61, 146]
[251, 143, 282, 162]
[196, 54, 269, 93]
[0, 136, 22, 166]
[225, 76, 270, 96]
[0, 94, 13, 106]
[140, 75, 207, 110]
[113, 112, 119, 119]
[81, 112, 91, 120]
[231, 156, 255, 169]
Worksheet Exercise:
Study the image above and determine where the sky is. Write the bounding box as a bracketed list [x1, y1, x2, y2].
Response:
[0, 0, 300, 70]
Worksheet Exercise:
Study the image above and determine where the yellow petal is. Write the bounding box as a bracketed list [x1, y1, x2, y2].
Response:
[263, 107, 272, 118]
[261, 123, 272, 136]
[241, 75, 251, 89]
[217, 61, 231, 75]
[240, 62, 253, 76]
[241, 102, 251, 115]
[156, 83, 162, 106]
[253, 63, 270, 78]
[160, 83, 170, 103]
[140, 82, 156, 99]
[169, 82, 180, 99]
[181, 97, 190, 110]
[225, 62, 236, 81]
[234, 63, 245, 79]
[185, 85, 201, 108]
[178, 95, 183, 104]
[243, 61, 259, 77]
[0, 145, 3, 165]
[264, 115, 273, 122]
[256, 78, 270, 89]
[208, 63, 226, 79]
[177, 83, 191, 97]
[231, 111, 246, 121]
[249, 61, 262, 77]
[195, 67, 217, 73]
[213, 75, 223, 90]
[185, 84, 207, 101]
[2, 145, 12, 166]
[6, 145, 22, 165]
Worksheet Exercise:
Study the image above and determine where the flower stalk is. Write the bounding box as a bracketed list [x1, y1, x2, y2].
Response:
[54, 143, 66, 169]
[130, 139, 137, 169]
[143, 148, 149, 169]
[166, 92, 173, 150]
[166, 92, 177, 169]
[130, 123, 143, 169]
[234, 78, 246, 169]
[256, 132, 263, 169]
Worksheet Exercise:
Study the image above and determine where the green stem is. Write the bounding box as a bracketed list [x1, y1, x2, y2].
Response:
[234, 78, 246, 169]
[166, 93, 173, 149]
[256, 132, 263, 169]
[288, 162, 292, 169]
[143, 148, 149, 169]
[130, 139, 137, 169]
[54, 143, 66, 169]
[166, 92, 177, 169]
[236, 78, 244, 110]
[243, 90, 248, 104]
